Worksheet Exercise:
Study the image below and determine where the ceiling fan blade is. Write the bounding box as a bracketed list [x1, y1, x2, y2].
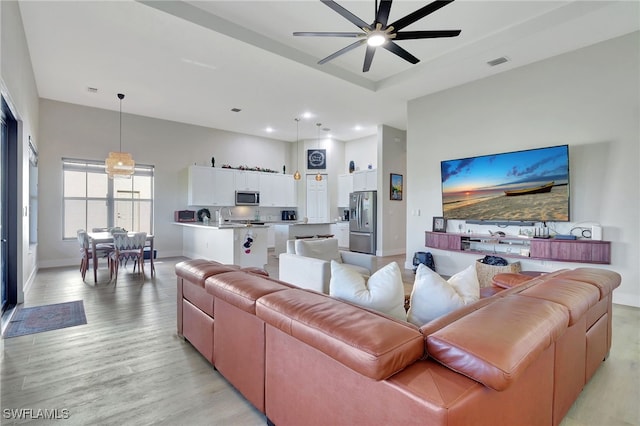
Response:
[363, 45, 376, 72]
[321, 0, 372, 30]
[394, 29, 461, 40]
[318, 39, 367, 65]
[294, 31, 364, 38]
[375, 0, 393, 27]
[382, 41, 420, 64]
[390, 0, 455, 32]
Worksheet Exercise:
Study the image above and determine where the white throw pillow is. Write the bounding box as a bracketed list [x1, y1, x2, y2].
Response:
[330, 261, 406, 321]
[406, 264, 480, 327]
[295, 238, 342, 263]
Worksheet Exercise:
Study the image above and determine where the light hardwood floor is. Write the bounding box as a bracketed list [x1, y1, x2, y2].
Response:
[1, 254, 638, 425]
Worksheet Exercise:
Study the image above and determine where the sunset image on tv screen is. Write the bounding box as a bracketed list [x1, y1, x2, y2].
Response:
[441, 145, 569, 222]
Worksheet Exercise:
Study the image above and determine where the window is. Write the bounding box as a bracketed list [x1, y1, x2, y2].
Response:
[62, 158, 154, 239]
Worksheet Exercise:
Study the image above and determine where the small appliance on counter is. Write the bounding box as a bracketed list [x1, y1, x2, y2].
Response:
[343, 209, 350, 221]
[175, 210, 196, 222]
[197, 208, 211, 222]
[281, 210, 297, 221]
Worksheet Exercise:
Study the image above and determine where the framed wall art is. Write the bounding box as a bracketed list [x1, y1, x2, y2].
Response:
[390, 173, 403, 200]
[432, 216, 447, 233]
[307, 149, 326, 170]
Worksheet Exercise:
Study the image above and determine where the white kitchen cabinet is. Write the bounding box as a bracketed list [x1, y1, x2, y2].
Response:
[266, 224, 275, 248]
[188, 166, 214, 206]
[330, 222, 349, 248]
[212, 168, 236, 206]
[259, 173, 276, 206]
[260, 173, 296, 207]
[235, 170, 260, 191]
[337, 173, 353, 207]
[352, 169, 377, 191]
[281, 174, 296, 207]
[187, 166, 235, 206]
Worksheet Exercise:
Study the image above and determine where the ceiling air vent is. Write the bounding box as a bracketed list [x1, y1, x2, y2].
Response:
[487, 57, 509, 67]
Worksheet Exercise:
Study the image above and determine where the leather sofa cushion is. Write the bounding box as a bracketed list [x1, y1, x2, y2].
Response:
[420, 297, 495, 337]
[426, 295, 569, 391]
[206, 272, 293, 314]
[491, 272, 537, 289]
[175, 259, 238, 287]
[555, 268, 621, 299]
[520, 279, 600, 326]
[238, 266, 269, 276]
[257, 288, 424, 381]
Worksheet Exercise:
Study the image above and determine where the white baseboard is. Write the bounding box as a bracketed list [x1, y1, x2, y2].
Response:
[37, 251, 184, 269]
[613, 292, 640, 308]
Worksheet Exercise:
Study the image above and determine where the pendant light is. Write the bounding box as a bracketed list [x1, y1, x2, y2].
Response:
[315, 122, 322, 181]
[105, 93, 135, 179]
[293, 118, 301, 180]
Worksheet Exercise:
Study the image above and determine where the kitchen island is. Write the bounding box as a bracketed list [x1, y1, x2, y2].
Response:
[273, 223, 334, 256]
[175, 222, 268, 268]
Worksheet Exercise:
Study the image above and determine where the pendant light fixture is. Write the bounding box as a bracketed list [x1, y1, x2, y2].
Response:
[293, 118, 301, 181]
[105, 93, 135, 179]
[315, 122, 323, 182]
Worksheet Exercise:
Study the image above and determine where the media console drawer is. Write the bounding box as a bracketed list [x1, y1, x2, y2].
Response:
[425, 232, 611, 264]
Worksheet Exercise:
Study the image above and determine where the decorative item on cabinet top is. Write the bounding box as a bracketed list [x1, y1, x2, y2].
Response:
[221, 164, 280, 173]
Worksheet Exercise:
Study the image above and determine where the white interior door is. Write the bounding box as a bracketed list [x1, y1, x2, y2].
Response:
[306, 174, 329, 223]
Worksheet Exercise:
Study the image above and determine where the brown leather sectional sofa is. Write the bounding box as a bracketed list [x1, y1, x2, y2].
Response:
[175, 260, 620, 426]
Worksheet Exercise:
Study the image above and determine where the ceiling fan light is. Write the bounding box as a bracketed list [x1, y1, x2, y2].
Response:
[367, 33, 386, 47]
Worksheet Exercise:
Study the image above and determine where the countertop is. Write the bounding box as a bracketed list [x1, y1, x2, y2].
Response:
[176, 220, 349, 228]
[174, 222, 268, 229]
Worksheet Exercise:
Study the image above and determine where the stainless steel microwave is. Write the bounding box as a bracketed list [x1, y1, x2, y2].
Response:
[235, 191, 260, 206]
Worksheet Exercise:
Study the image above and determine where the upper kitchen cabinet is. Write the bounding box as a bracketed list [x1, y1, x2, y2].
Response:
[260, 173, 296, 207]
[187, 166, 235, 206]
[352, 169, 377, 191]
[235, 170, 260, 191]
[337, 174, 353, 207]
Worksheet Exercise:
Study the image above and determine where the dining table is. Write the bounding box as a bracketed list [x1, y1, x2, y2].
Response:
[87, 231, 155, 282]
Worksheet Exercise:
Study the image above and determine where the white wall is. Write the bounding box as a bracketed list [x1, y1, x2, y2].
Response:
[378, 125, 406, 256]
[1, 0, 40, 302]
[37, 99, 293, 267]
[406, 32, 639, 307]
[345, 134, 377, 173]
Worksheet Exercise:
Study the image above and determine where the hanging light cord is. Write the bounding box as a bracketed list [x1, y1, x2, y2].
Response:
[118, 93, 125, 152]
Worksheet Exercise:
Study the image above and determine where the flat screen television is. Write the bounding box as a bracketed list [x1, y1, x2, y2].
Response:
[441, 145, 570, 222]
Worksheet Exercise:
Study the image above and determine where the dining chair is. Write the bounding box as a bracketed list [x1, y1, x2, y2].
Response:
[109, 232, 147, 280]
[135, 236, 156, 277]
[77, 229, 113, 282]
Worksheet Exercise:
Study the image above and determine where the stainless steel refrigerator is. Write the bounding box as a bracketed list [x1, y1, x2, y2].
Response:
[349, 191, 377, 254]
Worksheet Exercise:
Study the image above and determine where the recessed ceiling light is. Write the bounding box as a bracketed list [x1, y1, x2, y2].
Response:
[87, 87, 98, 93]
[302, 112, 312, 119]
[266, 127, 274, 133]
[354, 125, 362, 131]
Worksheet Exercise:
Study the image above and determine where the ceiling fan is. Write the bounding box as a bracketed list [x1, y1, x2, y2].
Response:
[294, 0, 461, 72]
